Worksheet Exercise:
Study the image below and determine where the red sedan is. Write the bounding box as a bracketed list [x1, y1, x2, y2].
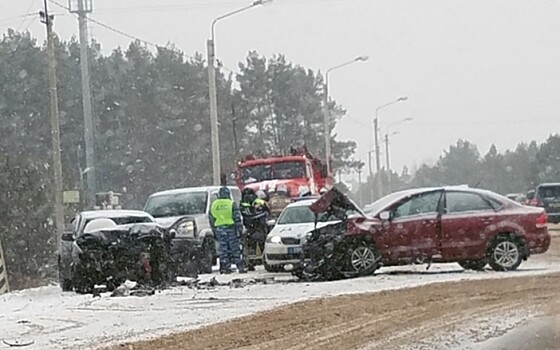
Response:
[310, 186, 550, 274]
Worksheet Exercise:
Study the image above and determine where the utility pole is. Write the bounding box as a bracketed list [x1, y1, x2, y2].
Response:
[373, 115, 382, 197]
[368, 150, 374, 203]
[206, 38, 221, 186]
[357, 168, 362, 206]
[373, 96, 407, 198]
[385, 133, 391, 194]
[69, 0, 95, 203]
[322, 81, 331, 175]
[41, 0, 65, 248]
[385, 133, 390, 174]
[231, 101, 239, 159]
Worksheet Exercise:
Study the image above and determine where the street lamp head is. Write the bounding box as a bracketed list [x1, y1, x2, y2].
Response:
[404, 117, 413, 122]
[355, 55, 369, 62]
[253, 0, 273, 6]
[397, 96, 408, 102]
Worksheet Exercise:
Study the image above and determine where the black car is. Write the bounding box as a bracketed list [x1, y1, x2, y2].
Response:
[59, 210, 198, 293]
[69, 223, 175, 293]
[533, 183, 560, 224]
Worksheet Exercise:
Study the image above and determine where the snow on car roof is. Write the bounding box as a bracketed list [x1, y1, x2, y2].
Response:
[148, 186, 239, 198]
[80, 210, 153, 219]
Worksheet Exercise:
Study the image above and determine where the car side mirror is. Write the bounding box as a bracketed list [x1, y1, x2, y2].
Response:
[267, 219, 276, 227]
[61, 232, 74, 242]
[168, 229, 177, 239]
[379, 211, 391, 221]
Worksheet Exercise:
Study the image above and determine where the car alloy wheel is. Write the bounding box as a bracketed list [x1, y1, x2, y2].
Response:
[492, 241, 519, 269]
[350, 245, 377, 272]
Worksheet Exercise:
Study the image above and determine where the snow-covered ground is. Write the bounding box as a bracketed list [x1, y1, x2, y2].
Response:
[1, 260, 558, 350]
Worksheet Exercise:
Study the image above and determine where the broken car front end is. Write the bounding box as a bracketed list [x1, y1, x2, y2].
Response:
[71, 223, 175, 293]
[294, 188, 380, 281]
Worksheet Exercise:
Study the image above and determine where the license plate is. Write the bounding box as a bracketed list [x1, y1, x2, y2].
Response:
[288, 247, 303, 255]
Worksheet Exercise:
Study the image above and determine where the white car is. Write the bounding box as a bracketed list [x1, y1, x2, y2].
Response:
[263, 199, 343, 272]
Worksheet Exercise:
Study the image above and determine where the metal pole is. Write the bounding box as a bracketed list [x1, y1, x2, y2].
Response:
[385, 133, 391, 193]
[374, 114, 382, 197]
[207, 38, 221, 185]
[77, 0, 96, 203]
[357, 169, 362, 206]
[323, 79, 331, 175]
[207, 2, 266, 186]
[368, 150, 374, 203]
[42, 1, 65, 248]
[367, 150, 373, 178]
[385, 133, 390, 173]
[231, 101, 238, 160]
[323, 56, 368, 176]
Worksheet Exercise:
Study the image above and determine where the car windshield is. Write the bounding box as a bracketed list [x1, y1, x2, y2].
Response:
[277, 206, 324, 224]
[240, 161, 306, 184]
[363, 191, 413, 216]
[538, 185, 560, 199]
[144, 192, 208, 218]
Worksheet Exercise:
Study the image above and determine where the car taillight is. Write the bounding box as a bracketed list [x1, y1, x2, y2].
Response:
[536, 211, 548, 228]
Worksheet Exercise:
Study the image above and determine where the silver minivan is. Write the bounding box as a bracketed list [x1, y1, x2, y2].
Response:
[143, 186, 241, 273]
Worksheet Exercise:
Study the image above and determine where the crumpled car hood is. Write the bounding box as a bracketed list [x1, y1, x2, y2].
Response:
[309, 187, 361, 220]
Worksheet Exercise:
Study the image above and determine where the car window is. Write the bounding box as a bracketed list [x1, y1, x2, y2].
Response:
[538, 185, 560, 199]
[445, 192, 494, 213]
[393, 191, 442, 218]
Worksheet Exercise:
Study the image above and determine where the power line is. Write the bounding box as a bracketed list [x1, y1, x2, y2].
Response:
[15, 0, 38, 32]
[0, 12, 38, 26]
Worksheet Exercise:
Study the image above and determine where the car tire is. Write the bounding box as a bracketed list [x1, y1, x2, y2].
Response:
[199, 238, 215, 274]
[488, 235, 523, 271]
[458, 259, 487, 271]
[348, 240, 380, 276]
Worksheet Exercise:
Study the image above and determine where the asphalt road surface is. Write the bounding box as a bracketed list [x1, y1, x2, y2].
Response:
[117, 237, 560, 350]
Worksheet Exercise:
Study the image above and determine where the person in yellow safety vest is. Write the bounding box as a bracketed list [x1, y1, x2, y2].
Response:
[209, 187, 247, 274]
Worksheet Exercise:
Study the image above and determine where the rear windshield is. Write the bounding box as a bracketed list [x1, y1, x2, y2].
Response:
[538, 185, 560, 199]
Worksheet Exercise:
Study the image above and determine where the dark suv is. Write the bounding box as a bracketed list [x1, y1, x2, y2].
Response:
[532, 183, 560, 224]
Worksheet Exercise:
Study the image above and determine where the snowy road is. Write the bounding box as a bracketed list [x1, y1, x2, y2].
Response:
[1, 258, 559, 350]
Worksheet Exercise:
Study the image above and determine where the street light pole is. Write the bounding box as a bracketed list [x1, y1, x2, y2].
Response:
[207, 0, 270, 185]
[323, 55, 369, 175]
[373, 96, 407, 197]
[384, 117, 412, 193]
[41, 0, 65, 250]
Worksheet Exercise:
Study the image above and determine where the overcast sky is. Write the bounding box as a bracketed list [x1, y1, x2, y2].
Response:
[2, 0, 559, 176]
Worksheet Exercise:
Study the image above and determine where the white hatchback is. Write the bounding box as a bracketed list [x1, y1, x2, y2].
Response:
[263, 199, 340, 272]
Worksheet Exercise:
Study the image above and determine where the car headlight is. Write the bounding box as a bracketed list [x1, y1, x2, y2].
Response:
[266, 235, 282, 244]
[176, 221, 195, 238]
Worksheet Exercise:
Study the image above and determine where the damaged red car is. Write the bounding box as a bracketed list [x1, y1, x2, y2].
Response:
[296, 186, 550, 281]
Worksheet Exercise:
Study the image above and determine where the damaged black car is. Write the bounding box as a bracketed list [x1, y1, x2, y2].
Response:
[59, 211, 199, 293]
